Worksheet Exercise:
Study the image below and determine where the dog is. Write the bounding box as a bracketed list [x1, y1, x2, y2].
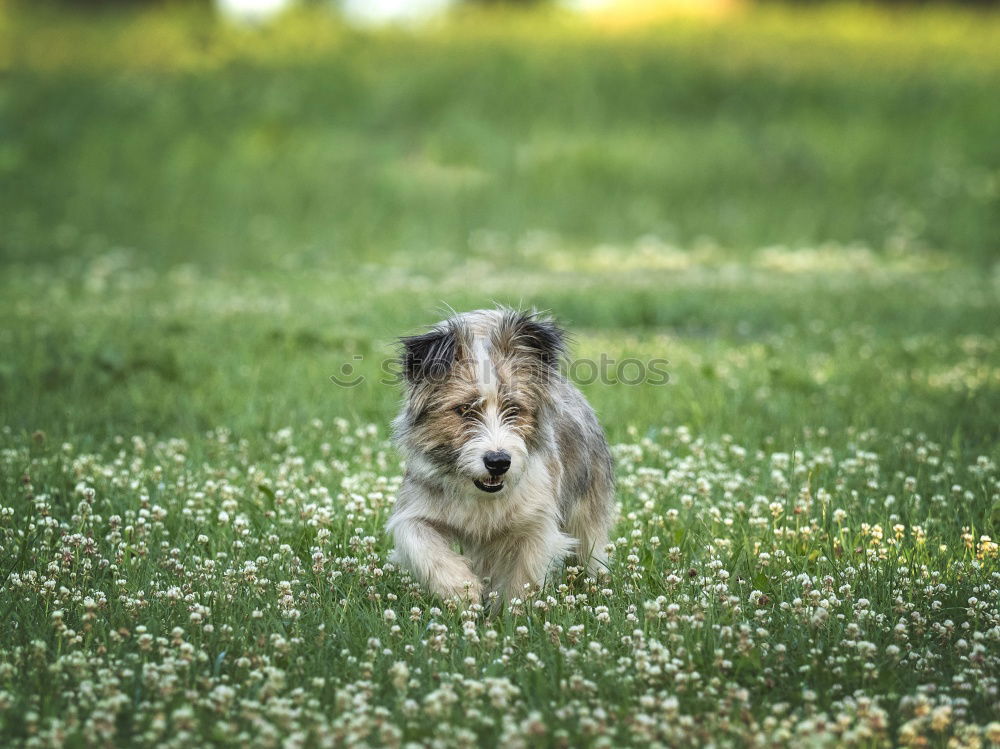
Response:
[387, 308, 615, 603]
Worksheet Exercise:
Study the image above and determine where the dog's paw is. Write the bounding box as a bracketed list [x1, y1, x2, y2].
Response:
[433, 574, 483, 605]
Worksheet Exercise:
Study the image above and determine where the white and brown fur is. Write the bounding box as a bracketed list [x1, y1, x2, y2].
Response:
[387, 308, 615, 603]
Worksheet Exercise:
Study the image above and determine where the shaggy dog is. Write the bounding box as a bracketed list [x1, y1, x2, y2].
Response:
[387, 308, 615, 603]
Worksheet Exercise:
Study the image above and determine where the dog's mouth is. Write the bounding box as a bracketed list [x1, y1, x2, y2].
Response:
[474, 476, 505, 493]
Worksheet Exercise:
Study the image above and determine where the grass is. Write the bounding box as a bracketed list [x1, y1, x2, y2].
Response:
[1, 2, 999, 746]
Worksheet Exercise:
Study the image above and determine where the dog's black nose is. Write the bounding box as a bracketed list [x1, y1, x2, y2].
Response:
[483, 450, 511, 476]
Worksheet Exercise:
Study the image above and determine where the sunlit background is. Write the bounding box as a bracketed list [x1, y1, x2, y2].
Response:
[1, 0, 998, 442]
[220, 0, 730, 25]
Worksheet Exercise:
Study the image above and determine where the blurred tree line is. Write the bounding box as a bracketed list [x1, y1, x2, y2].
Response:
[31, 0, 548, 6]
[26, 0, 1000, 8]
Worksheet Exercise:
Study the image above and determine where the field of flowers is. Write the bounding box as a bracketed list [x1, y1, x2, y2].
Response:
[2, 421, 999, 746]
[2, 1, 1000, 746]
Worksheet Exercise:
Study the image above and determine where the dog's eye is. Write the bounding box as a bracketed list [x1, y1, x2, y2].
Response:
[454, 403, 474, 417]
[506, 405, 521, 418]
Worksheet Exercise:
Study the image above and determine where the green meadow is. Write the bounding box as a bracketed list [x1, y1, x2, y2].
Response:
[1, 3, 999, 746]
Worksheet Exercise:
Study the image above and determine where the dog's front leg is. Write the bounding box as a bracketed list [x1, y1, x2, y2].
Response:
[478, 516, 574, 602]
[388, 516, 482, 602]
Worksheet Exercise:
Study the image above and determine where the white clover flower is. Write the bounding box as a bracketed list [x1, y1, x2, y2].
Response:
[389, 661, 409, 691]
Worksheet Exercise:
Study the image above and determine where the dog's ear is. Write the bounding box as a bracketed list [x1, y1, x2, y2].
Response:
[502, 311, 567, 370]
[399, 326, 457, 385]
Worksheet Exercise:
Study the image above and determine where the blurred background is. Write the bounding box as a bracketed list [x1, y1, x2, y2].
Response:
[1, 0, 998, 451]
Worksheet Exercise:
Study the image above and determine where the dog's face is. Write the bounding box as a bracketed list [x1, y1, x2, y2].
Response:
[394, 309, 565, 496]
